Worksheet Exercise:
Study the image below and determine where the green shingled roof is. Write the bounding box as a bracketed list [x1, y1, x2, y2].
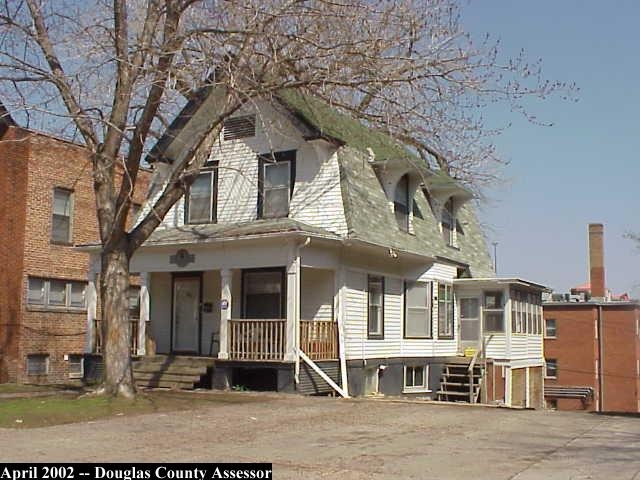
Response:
[276, 90, 416, 162]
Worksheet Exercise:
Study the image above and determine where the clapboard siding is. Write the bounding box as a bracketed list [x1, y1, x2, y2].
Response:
[344, 269, 458, 360]
[297, 360, 341, 395]
[153, 101, 348, 235]
[485, 334, 507, 359]
[301, 268, 334, 321]
[419, 262, 457, 283]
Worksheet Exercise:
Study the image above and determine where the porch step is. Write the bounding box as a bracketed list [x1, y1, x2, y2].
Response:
[133, 355, 215, 390]
[435, 359, 484, 404]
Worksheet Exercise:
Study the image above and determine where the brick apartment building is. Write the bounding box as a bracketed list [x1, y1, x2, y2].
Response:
[0, 106, 149, 384]
[543, 224, 640, 412]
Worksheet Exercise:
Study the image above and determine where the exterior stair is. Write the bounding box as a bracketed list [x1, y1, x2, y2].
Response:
[133, 355, 215, 390]
[436, 358, 484, 403]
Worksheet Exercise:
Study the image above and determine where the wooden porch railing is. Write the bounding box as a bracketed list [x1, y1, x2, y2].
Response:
[300, 320, 338, 360]
[93, 319, 140, 356]
[228, 319, 286, 361]
[227, 319, 339, 361]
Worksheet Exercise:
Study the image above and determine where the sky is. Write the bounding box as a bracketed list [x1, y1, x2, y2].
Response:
[460, 0, 640, 297]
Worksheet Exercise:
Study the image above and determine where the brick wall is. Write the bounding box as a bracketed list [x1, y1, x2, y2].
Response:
[1, 127, 150, 384]
[0, 127, 29, 382]
[544, 302, 640, 413]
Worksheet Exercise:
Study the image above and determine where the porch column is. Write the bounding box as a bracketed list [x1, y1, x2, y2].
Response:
[285, 245, 300, 362]
[334, 266, 349, 396]
[218, 269, 231, 360]
[85, 259, 99, 354]
[137, 272, 149, 356]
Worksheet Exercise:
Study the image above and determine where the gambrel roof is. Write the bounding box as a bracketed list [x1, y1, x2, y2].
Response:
[144, 88, 494, 276]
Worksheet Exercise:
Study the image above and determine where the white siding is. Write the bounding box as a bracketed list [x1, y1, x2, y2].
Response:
[485, 333, 507, 359]
[151, 101, 348, 235]
[301, 268, 334, 321]
[419, 263, 457, 283]
[343, 270, 457, 360]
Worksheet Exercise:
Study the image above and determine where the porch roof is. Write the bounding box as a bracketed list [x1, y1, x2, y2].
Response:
[141, 218, 341, 247]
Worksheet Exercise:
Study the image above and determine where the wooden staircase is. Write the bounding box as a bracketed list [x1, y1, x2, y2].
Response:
[436, 358, 484, 403]
[133, 355, 215, 390]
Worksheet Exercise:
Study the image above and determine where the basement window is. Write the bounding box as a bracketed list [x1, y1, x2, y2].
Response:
[68, 354, 84, 379]
[26, 354, 49, 376]
[403, 365, 430, 393]
[223, 115, 256, 140]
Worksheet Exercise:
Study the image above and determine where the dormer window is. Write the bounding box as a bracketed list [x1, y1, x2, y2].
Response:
[442, 197, 455, 246]
[258, 150, 296, 219]
[394, 174, 410, 232]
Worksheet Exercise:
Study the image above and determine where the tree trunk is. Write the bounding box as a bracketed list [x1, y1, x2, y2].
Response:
[99, 247, 135, 398]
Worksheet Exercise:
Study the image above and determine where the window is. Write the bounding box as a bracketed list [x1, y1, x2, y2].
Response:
[404, 365, 430, 393]
[441, 197, 454, 246]
[258, 151, 296, 219]
[129, 286, 141, 319]
[186, 166, 217, 224]
[437, 283, 454, 338]
[223, 115, 256, 140]
[68, 354, 84, 379]
[483, 291, 504, 332]
[27, 277, 87, 310]
[26, 354, 49, 376]
[367, 275, 384, 339]
[51, 188, 73, 243]
[242, 269, 285, 319]
[545, 359, 558, 379]
[394, 174, 410, 232]
[405, 281, 432, 338]
[545, 318, 557, 338]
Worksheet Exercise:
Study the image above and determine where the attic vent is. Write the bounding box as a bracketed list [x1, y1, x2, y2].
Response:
[223, 115, 256, 140]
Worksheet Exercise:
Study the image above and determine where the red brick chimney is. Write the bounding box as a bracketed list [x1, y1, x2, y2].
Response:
[588, 223, 605, 299]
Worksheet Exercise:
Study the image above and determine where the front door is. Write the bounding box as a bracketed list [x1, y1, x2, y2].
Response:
[172, 276, 201, 353]
[459, 297, 481, 353]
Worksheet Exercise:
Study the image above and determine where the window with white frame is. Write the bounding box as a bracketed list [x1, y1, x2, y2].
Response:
[27, 277, 87, 310]
[404, 281, 432, 338]
[545, 318, 557, 338]
[367, 275, 384, 339]
[403, 365, 429, 393]
[26, 354, 49, 376]
[51, 187, 73, 243]
[437, 283, 454, 338]
[258, 151, 296, 219]
[483, 291, 504, 332]
[186, 164, 218, 224]
[68, 354, 84, 379]
[394, 174, 410, 232]
[545, 358, 558, 378]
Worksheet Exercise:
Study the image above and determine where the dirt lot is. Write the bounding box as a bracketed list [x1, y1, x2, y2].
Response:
[0, 392, 638, 479]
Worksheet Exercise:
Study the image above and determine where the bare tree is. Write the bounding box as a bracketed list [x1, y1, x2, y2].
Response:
[0, 0, 572, 397]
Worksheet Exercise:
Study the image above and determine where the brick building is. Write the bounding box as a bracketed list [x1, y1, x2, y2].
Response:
[0, 106, 149, 384]
[543, 224, 640, 412]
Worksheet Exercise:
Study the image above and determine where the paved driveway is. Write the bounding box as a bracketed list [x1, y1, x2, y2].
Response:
[0, 393, 638, 479]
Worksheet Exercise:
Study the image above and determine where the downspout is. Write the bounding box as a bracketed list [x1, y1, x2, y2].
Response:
[294, 237, 311, 385]
[597, 305, 604, 412]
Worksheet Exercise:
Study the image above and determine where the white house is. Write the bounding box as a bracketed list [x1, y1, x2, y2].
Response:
[83, 89, 547, 407]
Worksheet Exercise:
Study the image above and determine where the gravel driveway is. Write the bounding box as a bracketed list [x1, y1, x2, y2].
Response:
[0, 392, 638, 479]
